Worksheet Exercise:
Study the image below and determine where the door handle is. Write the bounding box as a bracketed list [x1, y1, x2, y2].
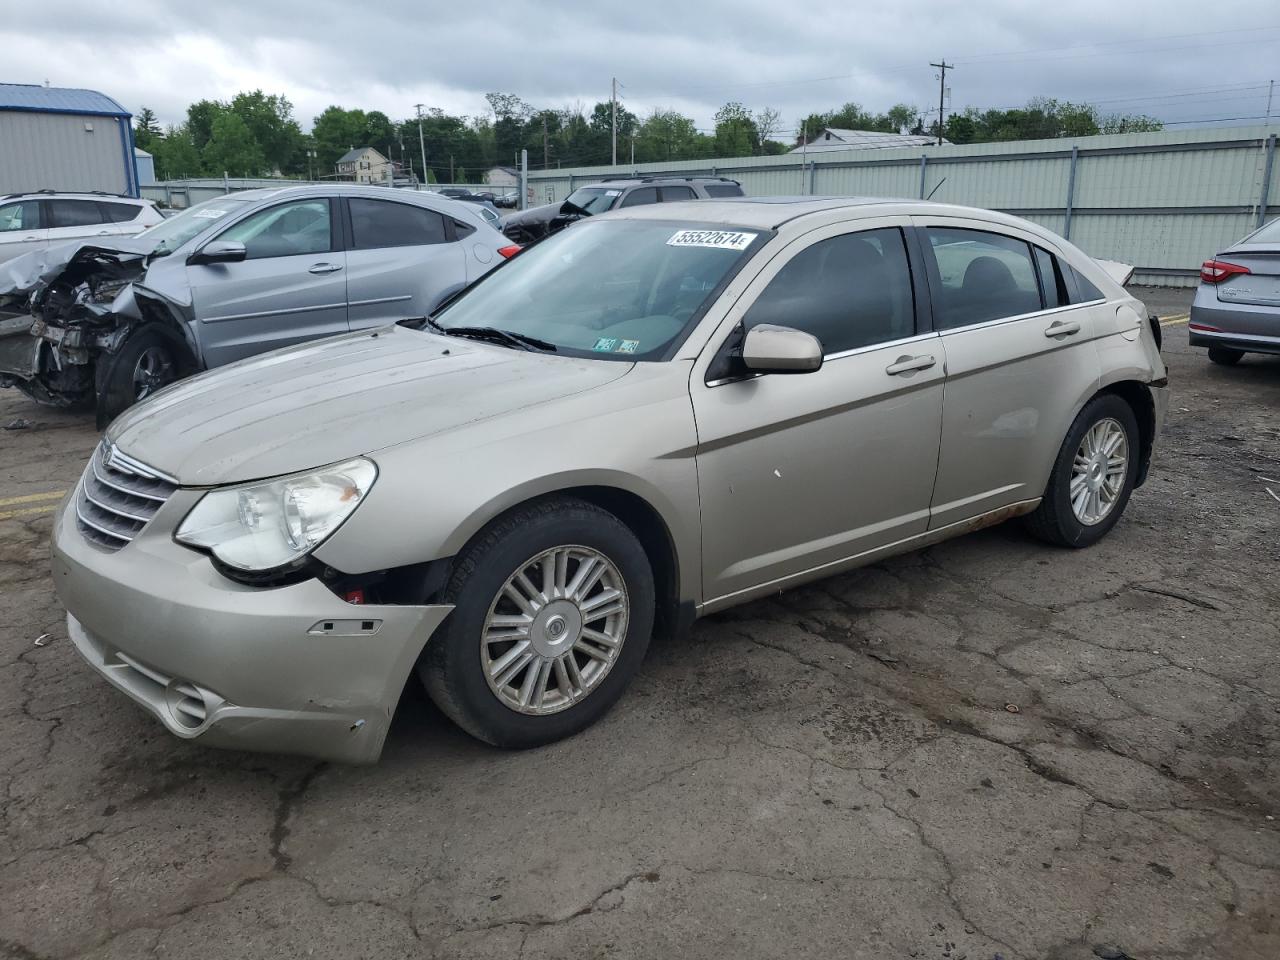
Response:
[22, 235, 38, 241]
[309, 263, 343, 274]
[885, 354, 937, 376]
[1044, 320, 1081, 338]
[97, 230, 111, 235]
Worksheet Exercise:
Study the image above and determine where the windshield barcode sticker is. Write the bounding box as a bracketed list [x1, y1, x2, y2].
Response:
[666, 230, 756, 251]
[193, 209, 228, 219]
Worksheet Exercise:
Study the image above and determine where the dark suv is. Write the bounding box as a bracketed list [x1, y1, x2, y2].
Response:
[500, 176, 743, 244]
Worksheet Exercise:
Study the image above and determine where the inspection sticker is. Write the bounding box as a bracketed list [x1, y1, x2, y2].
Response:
[593, 337, 619, 352]
[192, 208, 228, 219]
[666, 229, 756, 251]
[617, 339, 640, 354]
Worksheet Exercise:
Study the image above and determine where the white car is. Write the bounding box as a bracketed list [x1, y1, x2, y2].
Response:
[0, 192, 164, 263]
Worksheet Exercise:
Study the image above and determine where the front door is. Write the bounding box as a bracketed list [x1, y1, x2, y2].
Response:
[188, 197, 348, 368]
[692, 219, 945, 605]
[915, 218, 1104, 527]
[0, 199, 45, 263]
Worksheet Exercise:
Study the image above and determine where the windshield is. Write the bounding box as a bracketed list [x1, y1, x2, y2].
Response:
[433, 219, 765, 360]
[136, 197, 252, 254]
[563, 187, 621, 215]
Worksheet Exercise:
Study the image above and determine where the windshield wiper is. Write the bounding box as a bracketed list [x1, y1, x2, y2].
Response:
[440, 325, 558, 353]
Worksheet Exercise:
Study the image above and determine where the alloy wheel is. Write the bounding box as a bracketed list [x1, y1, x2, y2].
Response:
[1070, 417, 1128, 526]
[132, 346, 174, 401]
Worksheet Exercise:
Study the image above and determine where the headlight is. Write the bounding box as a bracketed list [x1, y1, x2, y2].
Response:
[175, 458, 377, 572]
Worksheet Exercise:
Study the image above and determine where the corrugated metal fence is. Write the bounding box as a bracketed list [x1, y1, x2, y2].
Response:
[525, 125, 1280, 287]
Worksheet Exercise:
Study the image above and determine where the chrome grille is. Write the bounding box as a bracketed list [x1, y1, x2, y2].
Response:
[76, 442, 177, 551]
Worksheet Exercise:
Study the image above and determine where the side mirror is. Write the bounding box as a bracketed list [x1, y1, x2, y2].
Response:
[188, 240, 246, 266]
[741, 324, 823, 374]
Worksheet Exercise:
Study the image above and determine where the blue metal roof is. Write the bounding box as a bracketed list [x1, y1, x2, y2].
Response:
[0, 83, 130, 118]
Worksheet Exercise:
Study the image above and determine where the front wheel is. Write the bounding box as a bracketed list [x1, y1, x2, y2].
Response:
[420, 498, 655, 747]
[1024, 394, 1140, 548]
[94, 326, 185, 425]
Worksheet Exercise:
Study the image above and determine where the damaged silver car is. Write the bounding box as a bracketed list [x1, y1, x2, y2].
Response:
[0, 184, 514, 422]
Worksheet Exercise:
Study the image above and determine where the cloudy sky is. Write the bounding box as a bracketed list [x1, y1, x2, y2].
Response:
[7, 0, 1280, 137]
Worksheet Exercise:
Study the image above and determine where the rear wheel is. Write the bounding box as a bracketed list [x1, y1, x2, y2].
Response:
[1208, 347, 1244, 366]
[420, 497, 655, 747]
[1024, 394, 1139, 548]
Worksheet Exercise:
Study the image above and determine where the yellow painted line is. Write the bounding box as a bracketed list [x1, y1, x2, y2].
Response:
[0, 489, 67, 508]
[0, 504, 57, 521]
[1161, 314, 1189, 326]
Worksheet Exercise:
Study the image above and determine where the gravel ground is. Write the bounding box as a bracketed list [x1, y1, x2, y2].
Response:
[1, 285, 1277, 960]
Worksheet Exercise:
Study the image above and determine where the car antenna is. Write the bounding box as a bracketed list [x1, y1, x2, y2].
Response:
[925, 177, 948, 201]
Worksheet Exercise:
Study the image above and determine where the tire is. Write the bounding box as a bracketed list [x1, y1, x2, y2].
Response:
[1208, 347, 1244, 366]
[420, 497, 655, 748]
[1024, 394, 1140, 548]
[95, 326, 184, 425]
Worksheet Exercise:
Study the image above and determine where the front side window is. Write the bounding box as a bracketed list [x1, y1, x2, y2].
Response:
[741, 228, 917, 355]
[0, 200, 40, 232]
[135, 196, 250, 256]
[349, 198, 446, 249]
[218, 199, 332, 259]
[927, 227, 1042, 328]
[619, 187, 659, 208]
[49, 199, 105, 228]
[434, 219, 764, 360]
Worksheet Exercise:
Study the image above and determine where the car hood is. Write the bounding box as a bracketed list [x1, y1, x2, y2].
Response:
[0, 237, 157, 303]
[501, 200, 578, 227]
[106, 324, 632, 486]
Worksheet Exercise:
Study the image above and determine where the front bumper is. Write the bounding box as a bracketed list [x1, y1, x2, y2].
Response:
[51, 488, 451, 764]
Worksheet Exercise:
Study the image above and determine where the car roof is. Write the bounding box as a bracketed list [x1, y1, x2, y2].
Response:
[1, 191, 145, 202]
[219, 184, 471, 203]
[582, 176, 739, 188]
[600, 196, 1060, 236]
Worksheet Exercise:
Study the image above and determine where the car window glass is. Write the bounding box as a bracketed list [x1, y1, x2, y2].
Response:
[218, 199, 332, 259]
[927, 227, 1042, 328]
[0, 200, 40, 232]
[563, 187, 619, 214]
[49, 199, 106, 228]
[619, 187, 659, 208]
[1248, 217, 1280, 244]
[703, 183, 744, 198]
[1034, 247, 1068, 308]
[741, 227, 916, 355]
[1068, 264, 1105, 302]
[99, 201, 142, 223]
[349, 198, 447, 249]
[660, 186, 696, 202]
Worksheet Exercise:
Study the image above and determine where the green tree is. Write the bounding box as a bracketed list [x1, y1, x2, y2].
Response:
[202, 112, 264, 176]
[635, 109, 703, 162]
[311, 106, 370, 172]
[186, 99, 223, 152]
[229, 91, 304, 174]
[133, 107, 160, 151]
[713, 101, 758, 157]
[150, 124, 202, 179]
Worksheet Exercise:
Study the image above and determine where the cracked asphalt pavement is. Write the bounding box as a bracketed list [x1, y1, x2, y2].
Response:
[1, 287, 1278, 959]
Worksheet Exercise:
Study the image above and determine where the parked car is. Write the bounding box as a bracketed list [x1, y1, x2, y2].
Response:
[493, 193, 518, 209]
[500, 176, 743, 244]
[0, 191, 164, 264]
[0, 184, 516, 420]
[1189, 217, 1280, 364]
[51, 198, 1166, 763]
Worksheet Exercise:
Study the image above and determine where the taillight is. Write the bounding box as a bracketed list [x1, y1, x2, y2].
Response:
[497, 244, 522, 259]
[1200, 259, 1250, 284]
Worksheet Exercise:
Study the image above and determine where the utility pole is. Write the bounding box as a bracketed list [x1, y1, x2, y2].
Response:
[611, 77, 618, 166]
[543, 115, 549, 169]
[414, 104, 428, 186]
[930, 61, 953, 146]
[1268, 80, 1276, 125]
[631, 135, 636, 166]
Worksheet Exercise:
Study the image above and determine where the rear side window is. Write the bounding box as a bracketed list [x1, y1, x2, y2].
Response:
[1033, 247, 1068, 309]
[0, 200, 41, 231]
[349, 199, 447, 249]
[742, 227, 916, 355]
[99, 201, 143, 223]
[619, 187, 658, 208]
[703, 183, 744, 198]
[926, 228, 1042, 328]
[1067, 264, 1105, 302]
[49, 199, 106, 227]
[659, 186, 696, 202]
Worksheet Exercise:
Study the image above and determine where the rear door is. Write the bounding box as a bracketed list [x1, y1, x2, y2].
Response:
[0, 199, 46, 262]
[188, 196, 348, 367]
[343, 197, 465, 328]
[915, 217, 1104, 528]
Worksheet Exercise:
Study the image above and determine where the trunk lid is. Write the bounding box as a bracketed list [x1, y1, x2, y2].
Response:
[1214, 244, 1280, 307]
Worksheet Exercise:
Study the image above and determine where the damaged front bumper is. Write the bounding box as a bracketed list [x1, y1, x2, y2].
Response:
[52, 489, 451, 764]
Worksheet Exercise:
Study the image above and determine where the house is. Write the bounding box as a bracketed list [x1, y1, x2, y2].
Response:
[790, 128, 948, 153]
[485, 165, 518, 187]
[0, 83, 138, 195]
[336, 147, 392, 184]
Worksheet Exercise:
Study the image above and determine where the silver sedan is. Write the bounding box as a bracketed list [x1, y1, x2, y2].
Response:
[51, 197, 1168, 762]
[1189, 217, 1280, 364]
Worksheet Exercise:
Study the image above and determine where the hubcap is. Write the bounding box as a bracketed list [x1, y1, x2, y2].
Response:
[1069, 417, 1128, 526]
[132, 346, 174, 401]
[481, 545, 629, 716]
